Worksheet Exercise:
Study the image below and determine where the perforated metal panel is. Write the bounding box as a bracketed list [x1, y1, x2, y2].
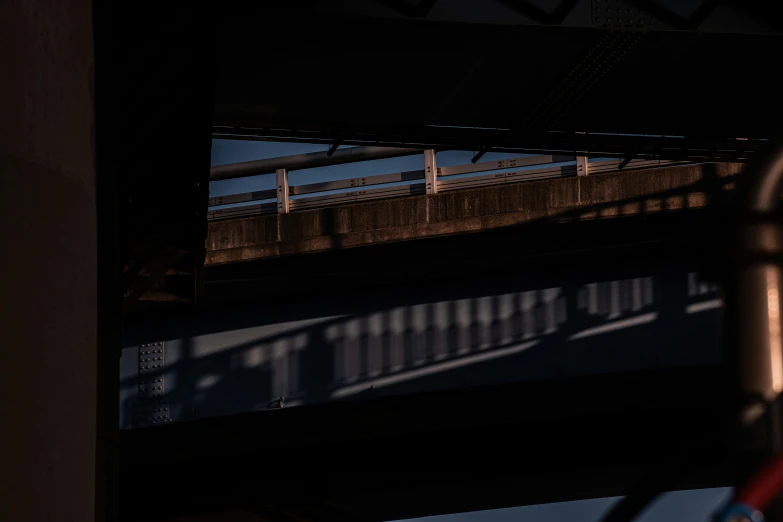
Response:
[134, 342, 171, 427]
[592, 0, 658, 29]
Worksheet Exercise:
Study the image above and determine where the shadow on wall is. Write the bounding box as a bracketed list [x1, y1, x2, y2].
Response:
[120, 270, 722, 428]
[122, 166, 735, 428]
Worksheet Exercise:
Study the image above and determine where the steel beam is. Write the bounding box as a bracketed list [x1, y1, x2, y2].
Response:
[213, 126, 758, 163]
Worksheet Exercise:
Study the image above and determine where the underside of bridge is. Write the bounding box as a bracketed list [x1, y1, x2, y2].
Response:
[98, 1, 783, 521]
[122, 209, 730, 522]
[109, 0, 783, 309]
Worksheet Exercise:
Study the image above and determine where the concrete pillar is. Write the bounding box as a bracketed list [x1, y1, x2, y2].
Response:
[0, 1, 104, 521]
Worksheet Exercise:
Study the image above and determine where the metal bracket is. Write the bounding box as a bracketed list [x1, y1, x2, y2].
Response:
[276, 168, 290, 214]
[576, 156, 590, 176]
[327, 139, 342, 157]
[424, 149, 438, 194]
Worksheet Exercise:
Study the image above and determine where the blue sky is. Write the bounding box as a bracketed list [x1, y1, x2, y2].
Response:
[209, 139, 530, 202]
[210, 139, 733, 522]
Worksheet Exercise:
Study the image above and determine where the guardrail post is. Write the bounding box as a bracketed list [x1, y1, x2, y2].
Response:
[424, 149, 438, 194]
[577, 156, 589, 176]
[276, 168, 289, 214]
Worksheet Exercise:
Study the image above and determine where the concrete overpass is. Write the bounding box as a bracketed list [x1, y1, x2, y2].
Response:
[205, 161, 742, 265]
[118, 159, 747, 520]
[126, 158, 741, 419]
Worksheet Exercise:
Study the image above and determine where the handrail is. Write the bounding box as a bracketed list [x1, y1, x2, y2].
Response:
[289, 169, 425, 196]
[587, 158, 688, 174]
[438, 154, 574, 177]
[207, 150, 700, 221]
[207, 189, 276, 207]
[438, 165, 577, 193]
[208, 202, 277, 221]
[289, 183, 426, 212]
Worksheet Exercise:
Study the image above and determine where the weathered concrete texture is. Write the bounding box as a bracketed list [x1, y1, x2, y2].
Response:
[206, 163, 743, 265]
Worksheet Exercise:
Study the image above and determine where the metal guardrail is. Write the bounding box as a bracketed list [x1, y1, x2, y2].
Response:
[207, 151, 689, 222]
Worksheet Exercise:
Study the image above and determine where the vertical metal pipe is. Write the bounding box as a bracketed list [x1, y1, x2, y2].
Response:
[728, 141, 783, 431]
[726, 246, 783, 427]
[725, 139, 783, 521]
